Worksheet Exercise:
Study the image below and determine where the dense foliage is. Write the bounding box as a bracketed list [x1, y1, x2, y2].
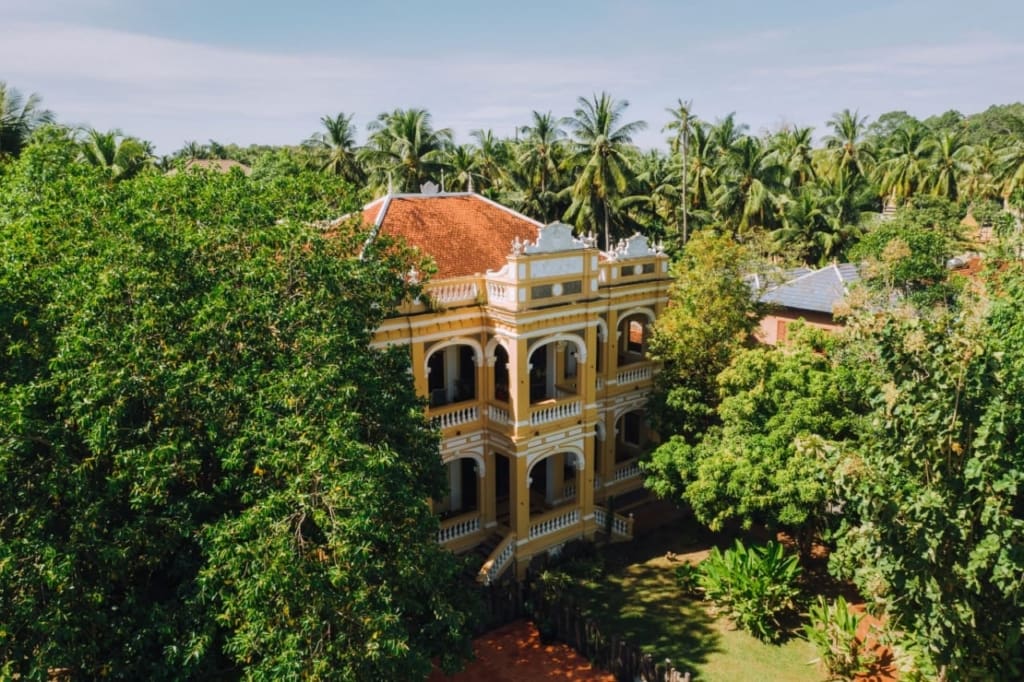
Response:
[829, 263, 1024, 680]
[698, 540, 802, 643]
[648, 326, 860, 554]
[0, 134, 474, 679]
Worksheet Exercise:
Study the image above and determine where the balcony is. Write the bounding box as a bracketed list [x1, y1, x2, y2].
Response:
[529, 397, 581, 427]
[429, 403, 481, 432]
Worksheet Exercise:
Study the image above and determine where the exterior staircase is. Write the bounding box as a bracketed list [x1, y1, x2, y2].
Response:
[477, 531, 517, 585]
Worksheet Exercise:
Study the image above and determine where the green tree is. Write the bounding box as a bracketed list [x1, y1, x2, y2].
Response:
[514, 111, 568, 221]
[0, 135, 474, 679]
[876, 121, 935, 203]
[647, 328, 858, 556]
[832, 265, 1024, 679]
[923, 131, 974, 200]
[359, 108, 452, 193]
[0, 81, 55, 160]
[850, 198, 960, 305]
[824, 109, 875, 180]
[564, 92, 646, 248]
[304, 112, 365, 184]
[78, 128, 154, 181]
[664, 99, 696, 241]
[645, 231, 762, 441]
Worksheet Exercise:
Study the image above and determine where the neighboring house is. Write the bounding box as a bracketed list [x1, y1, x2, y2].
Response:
[362, 186, 670, 582]
[756, 263, 859, 345]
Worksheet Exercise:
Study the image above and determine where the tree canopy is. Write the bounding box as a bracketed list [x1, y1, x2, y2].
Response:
[0, 132, 474, 679]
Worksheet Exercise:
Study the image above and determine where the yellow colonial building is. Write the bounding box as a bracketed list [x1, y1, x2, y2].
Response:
[363, 188, 670, 582]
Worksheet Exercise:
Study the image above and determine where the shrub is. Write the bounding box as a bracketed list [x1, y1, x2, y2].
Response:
[673, 562, 701, 596]
[804, 595, 873, 680]
[698, 539, 802, 642]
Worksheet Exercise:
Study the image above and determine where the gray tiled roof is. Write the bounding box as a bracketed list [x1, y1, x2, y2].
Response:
[759, 263, 859, 314]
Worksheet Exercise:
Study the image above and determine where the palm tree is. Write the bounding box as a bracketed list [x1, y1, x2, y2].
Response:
[304, 113, 364, 184]
[708, 112, 748, 159]
[0, 81, 55, 160]
[359, 108, 452, 193]
[824, 109, 874, 179]
[79, 128, 154, 181]
[686, 122, 719, 223]
[923, 131, 973, 200]
[712, 135, 784, 235]
[960, 140, 1002, 203]
[469, 129, 508, 189]
[768, 125, 816, 191]
[446, 144, 484, 191]
[564, 92, 647, 249]
[516, 111, 568, 221]
[876, 121, 934, 203]
[664, 99, 696, 241]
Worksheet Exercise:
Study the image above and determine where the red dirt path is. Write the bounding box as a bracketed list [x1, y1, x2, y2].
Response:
[428, 620, 615, 682]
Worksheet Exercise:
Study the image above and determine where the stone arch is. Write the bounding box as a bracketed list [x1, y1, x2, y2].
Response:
[595, 318, 609, 343]
[617, 306, 656, 327]
[424, 337, 484, 373]
[441, 450, 486, 477]
[527, 333, 587, 364]
[484, 335, 511, 367]
[527, 447, 585, 477]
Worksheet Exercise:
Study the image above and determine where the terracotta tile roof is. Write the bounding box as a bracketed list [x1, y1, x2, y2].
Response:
[362, 193, 542, 279]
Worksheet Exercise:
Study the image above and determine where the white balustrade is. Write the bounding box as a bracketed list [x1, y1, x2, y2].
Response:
[615, 364, 653, 385]
[486, 281, 516, 307]
[487, 404, 512, 425]
[431, 405, 479, 430]
[529, 399, 581, 426]
[562, 482, 576, 499]
[529, 508, 580, 540]
[596, 377, 605, 391]
[613, 459, 642, 482]
[437, 513, 481, 544]
[594, 507, 632, 537]
[480, 533, 516, 585]
[428, 280, 479, 306]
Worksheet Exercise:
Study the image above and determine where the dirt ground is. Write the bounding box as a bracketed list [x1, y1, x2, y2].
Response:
[428, 620, 615, 682]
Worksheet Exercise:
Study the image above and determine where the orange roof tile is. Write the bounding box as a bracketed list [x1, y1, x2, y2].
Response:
[362, 193, 542, 279]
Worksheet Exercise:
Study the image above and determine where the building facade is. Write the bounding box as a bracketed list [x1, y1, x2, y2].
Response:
[363, 190, 670, 582]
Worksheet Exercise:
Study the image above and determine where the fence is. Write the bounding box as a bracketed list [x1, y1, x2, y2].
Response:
[477, 578, 691, 682]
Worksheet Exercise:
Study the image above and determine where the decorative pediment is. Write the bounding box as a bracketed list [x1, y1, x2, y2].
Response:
[609, 233, 663, 260]
[523, 222, 586, 253]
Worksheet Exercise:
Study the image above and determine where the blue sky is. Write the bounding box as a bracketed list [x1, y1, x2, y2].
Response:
[3, 0, 1023, 155]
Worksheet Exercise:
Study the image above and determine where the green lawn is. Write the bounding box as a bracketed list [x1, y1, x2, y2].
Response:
[566, 526, 825, 682]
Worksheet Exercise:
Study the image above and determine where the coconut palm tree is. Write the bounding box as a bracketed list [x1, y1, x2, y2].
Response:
[824, 109, 874, 180]
[305, 112, 364, 184]
[664, 99, 696, 240]
[708, 112, 748, 160]
[686, 122, 719, 223]
[0, 81, 55, 160]
[446, 144, 485, 192]
[515, 111, 568, 221]
[923, 131, 974, 200]
[712, 135, 785, 234]
[469, 129, 508, 190]
[359, 108, 452, 193]
[876, 121, 934, 203]
[79, 128, 154, 181]
[564, 92, 646, 249]
[768, 125, 816, 191]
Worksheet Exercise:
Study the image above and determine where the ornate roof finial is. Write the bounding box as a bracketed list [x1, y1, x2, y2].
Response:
[467, 174, 474, 193]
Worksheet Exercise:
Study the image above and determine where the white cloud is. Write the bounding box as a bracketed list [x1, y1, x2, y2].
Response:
[1, 20, 640, 151]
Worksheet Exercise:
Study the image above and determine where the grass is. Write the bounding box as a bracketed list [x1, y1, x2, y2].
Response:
[564, 524, 825, 682]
